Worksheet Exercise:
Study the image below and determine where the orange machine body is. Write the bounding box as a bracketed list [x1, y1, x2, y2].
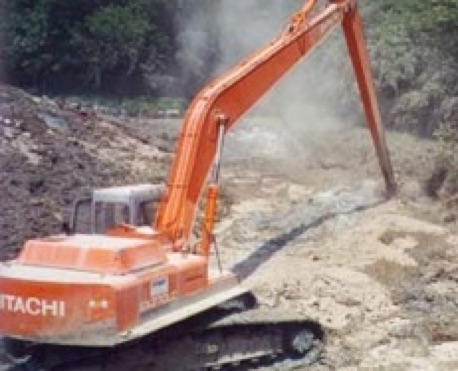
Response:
[0, 0, 395, 346]
[0, 234, 239, 346]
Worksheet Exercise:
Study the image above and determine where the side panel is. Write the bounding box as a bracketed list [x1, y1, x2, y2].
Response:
[0, 278, 115, 337]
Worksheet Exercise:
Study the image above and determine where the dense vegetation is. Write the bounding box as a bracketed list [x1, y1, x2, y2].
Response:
[366, 0, 457, 188]
[1, 0, 182, 95]
[365, 0, 458, 136]
[0, 0, 457, 135]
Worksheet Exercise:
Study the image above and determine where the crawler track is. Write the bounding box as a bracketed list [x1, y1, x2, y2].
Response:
[0, 296, 324, 370]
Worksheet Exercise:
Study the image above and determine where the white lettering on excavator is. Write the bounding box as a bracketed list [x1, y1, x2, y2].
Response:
[0, 294, 65, 317]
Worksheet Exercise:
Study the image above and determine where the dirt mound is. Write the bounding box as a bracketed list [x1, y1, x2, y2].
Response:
[0, 84, 171, 259]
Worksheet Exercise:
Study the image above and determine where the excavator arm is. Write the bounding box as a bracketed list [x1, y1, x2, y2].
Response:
[155, 0, 396, 243]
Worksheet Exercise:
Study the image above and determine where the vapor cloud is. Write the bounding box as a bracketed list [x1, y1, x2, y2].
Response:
[177, 0, 358, 162]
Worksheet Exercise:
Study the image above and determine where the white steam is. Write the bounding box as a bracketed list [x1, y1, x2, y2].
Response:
[177, 0, 359, 163]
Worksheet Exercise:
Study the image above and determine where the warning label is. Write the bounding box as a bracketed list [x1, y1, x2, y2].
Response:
[151, 277, 169, 296]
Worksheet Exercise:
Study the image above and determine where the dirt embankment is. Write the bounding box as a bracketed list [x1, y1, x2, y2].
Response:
[0, 84, 175, 259]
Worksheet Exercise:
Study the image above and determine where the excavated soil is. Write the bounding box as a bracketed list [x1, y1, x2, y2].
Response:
[1, 85, 458, 370]
[0, 84, 176, 260]
[213, 119, 458, 370]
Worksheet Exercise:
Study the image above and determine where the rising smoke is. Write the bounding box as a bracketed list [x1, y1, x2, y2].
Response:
[176, 0, 360, 162]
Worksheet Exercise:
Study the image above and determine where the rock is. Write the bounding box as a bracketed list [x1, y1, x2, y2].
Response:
[3, 127, 15, 139]
[39, 113, 68, 132]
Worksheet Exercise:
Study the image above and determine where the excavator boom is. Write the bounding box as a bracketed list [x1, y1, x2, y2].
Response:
[155, 0, 396, 243]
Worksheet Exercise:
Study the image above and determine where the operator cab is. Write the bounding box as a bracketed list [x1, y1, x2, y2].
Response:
[69, 184, 165, 234]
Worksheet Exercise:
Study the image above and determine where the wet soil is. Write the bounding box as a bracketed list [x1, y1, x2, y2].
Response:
[213, 119, 458, 370]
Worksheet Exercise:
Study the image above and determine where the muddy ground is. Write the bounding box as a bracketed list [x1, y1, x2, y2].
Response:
[216, 120, 458, 370]
[1, 85, 458, 370]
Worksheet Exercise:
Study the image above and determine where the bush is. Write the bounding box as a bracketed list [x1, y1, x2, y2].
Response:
[72, 3, 152, 88]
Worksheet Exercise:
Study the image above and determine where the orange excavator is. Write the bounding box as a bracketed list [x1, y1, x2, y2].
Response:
[0, 0, 396, 369]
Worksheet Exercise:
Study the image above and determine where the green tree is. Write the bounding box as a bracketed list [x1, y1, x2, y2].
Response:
[4, 0, 52, 85]
[74, 3, 152, 88]
[2, 0, 178, 94]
